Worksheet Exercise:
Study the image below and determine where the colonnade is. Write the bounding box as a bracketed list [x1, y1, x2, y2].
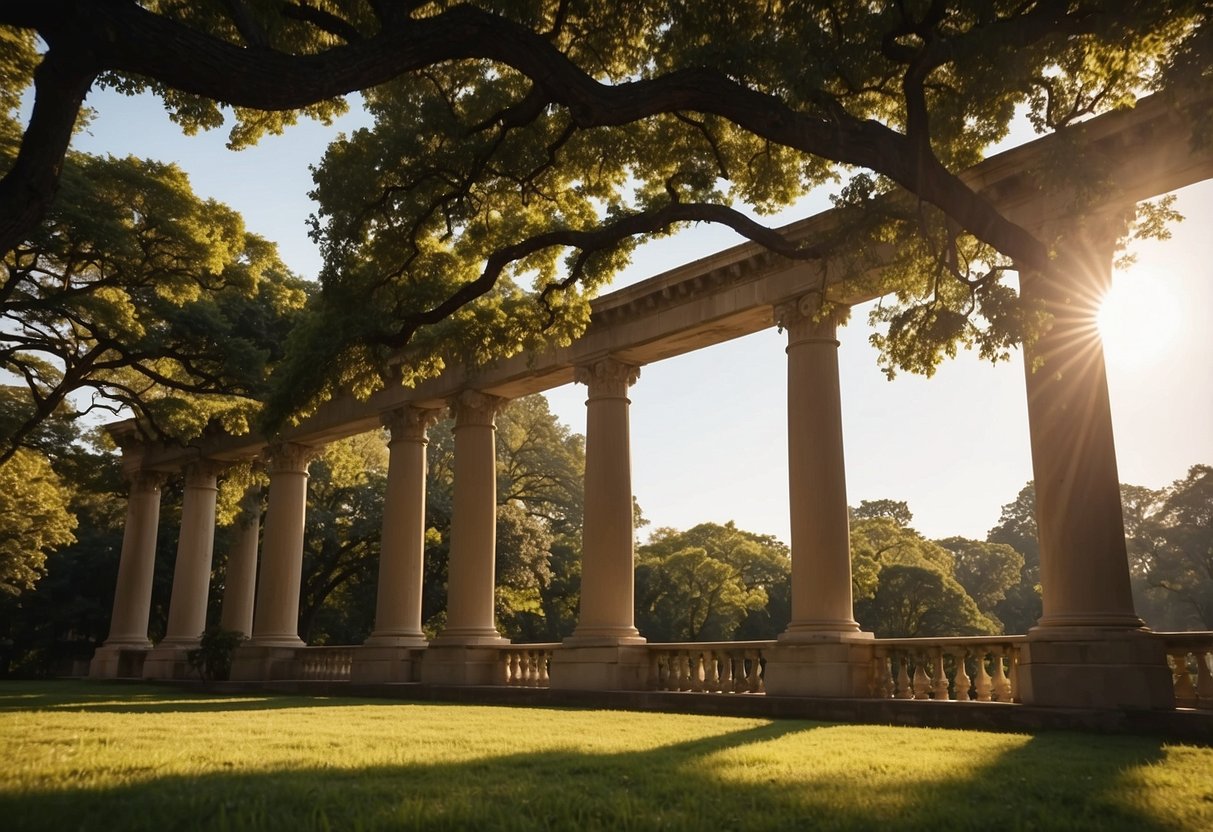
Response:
[88, 222, 1174, 707]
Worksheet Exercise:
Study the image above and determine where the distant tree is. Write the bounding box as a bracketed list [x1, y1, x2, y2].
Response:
[935, 536, 1024, 630]
[853, 499, 914, 527]
[297, 432, 388, 644]
[1131, 465, 1213, 629]
[851, 508, 998, 637]
[986, 482, 1042, 634]
[636, 522, 788, 642]
[857, 564, 994, 638]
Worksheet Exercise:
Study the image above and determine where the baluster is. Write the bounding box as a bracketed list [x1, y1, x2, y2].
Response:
[646, 653, 660, 690]
[507, 653, 519, 685]
[707, 650, 722, 692]
[1008, 647, 1019, 702]
[1195, 650, 1213, 709]
[753, 652, 765, 693]
[912, 654, 931, 700]
[675, 653, 689, 691]
[931, 649, 950, 700]
[1170, 651, 1197, 707]
[953, 650, 972, 702]
[895, 655, 913, 699]
[721, 652, 736, 693]
[879, 653, 895, 699]
[992, 649, 1012, 703]
[539, 652, 551, 687]
[974, 651, 993, 701]
[690, 653, 704, 692]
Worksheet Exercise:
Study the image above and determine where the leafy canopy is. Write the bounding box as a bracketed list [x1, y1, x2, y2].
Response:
[1, 1, 1208, 429]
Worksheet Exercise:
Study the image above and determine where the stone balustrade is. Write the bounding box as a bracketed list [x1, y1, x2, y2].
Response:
[1160, 632, 1213, 710]
[646, 642, 771, 693]
[869, 637, 1024, 703]
[295, 646, 355, 681]
[499, 645, 557, 687]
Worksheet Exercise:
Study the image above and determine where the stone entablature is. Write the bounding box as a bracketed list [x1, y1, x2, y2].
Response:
[125, 92, 1213, 474]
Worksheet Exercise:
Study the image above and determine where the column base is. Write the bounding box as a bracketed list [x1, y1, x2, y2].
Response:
[1017, 627, 1174, 709]
[88, 643, 151, 679]
[562, 627, 646, 648]
[418, 645, 506, 685]
[429, 628, 509, 648]
[141, 645, 196, 680]
[230, 645, 300, 682]
[351, 645, 427, 683]
[549, 645, 650, 691]
[763, 631, 874, 697]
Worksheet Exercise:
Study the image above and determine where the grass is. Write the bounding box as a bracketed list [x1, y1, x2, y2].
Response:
[2, 681, 1212, 831]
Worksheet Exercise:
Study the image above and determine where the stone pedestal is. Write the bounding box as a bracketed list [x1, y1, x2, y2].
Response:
[351, 645, 426, 683]
[1018, 629, 1175, 709]
[419, 645, 505, 686]
[88, 645, 150, 679]
[549, 645, 650, 691]
[230, 645, 299, 682]
[141, 645, 193, 680]
[762, 634, 874, 697]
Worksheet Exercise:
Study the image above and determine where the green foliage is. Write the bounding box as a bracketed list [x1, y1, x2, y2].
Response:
[850, 509, 999, 637]
[1127, 465, 1213, 629]
[935, 537, 1024, 627]
[0, 448, 76, 596]
[636, 522, 789, 642]
[986, 482, 1043, 634]
[2, 151, 309, 458]
[185, 625, 243, 682]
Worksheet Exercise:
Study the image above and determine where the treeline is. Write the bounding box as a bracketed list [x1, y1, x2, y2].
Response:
[0, 392, 1209, 676]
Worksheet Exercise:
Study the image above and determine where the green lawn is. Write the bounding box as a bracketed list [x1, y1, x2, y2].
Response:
[1, 681, 1211, 831]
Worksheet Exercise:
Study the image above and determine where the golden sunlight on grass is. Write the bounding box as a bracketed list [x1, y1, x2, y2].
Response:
[2, 682, 1211, 831]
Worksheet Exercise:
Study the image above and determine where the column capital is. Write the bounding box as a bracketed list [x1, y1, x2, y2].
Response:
[182, 458, 226, 489]
[265, 441, 316, 474]
[382, 405, 442, 443]
[775, 292, 849, 345]
[448, 390, 507, 428]
[574, 357, 641, 399]
[125, 469, 167, 493]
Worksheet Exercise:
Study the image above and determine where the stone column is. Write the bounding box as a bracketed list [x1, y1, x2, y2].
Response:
[1016, 214, 1172, 708]
[356, 408, 441, 683]
[248, 442, 314, 647]
[367, 406, 441, 646]
[779, 294, 861, 637]
[90, 468, 164, 677]
[763, 294, 870, 698]
[432, 391, 508, 646]
[567, 358, 644, 645]
[157, 460, 224, 648]
[220, 483, 262, 637]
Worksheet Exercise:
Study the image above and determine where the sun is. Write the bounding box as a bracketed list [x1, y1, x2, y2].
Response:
[1097, 268, 1182, 370]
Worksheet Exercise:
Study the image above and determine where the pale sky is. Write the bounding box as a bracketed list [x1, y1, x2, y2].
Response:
[67, 89, 1213, 542]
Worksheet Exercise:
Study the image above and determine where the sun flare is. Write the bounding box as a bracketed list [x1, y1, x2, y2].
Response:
[1097, 269, 1181, 370]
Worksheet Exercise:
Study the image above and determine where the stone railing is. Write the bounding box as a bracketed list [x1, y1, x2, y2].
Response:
[646, 642, 772, 693]
[1159, 632, 1213, 710]
[499, 645, 558, 687]
[295, 646, 355, 681]
[869, 637, 1025, 703]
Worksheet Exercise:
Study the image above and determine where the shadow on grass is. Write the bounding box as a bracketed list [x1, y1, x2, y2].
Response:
[0, 710, 1177, 832]
[0, 679, 392, 714]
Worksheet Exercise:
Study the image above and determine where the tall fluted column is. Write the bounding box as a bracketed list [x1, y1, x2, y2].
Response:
[366, 406, 441, 646]
[249, 442, 314, 647]
[100, 470, 165, 648]
[433, 391, 508, 645]
[220, 482, 262, 637]
[778, 294, 860, 638]
[567, 358, 645, 645]
[160, 460, 224, 647]
[1020, 216, 1142, 631]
